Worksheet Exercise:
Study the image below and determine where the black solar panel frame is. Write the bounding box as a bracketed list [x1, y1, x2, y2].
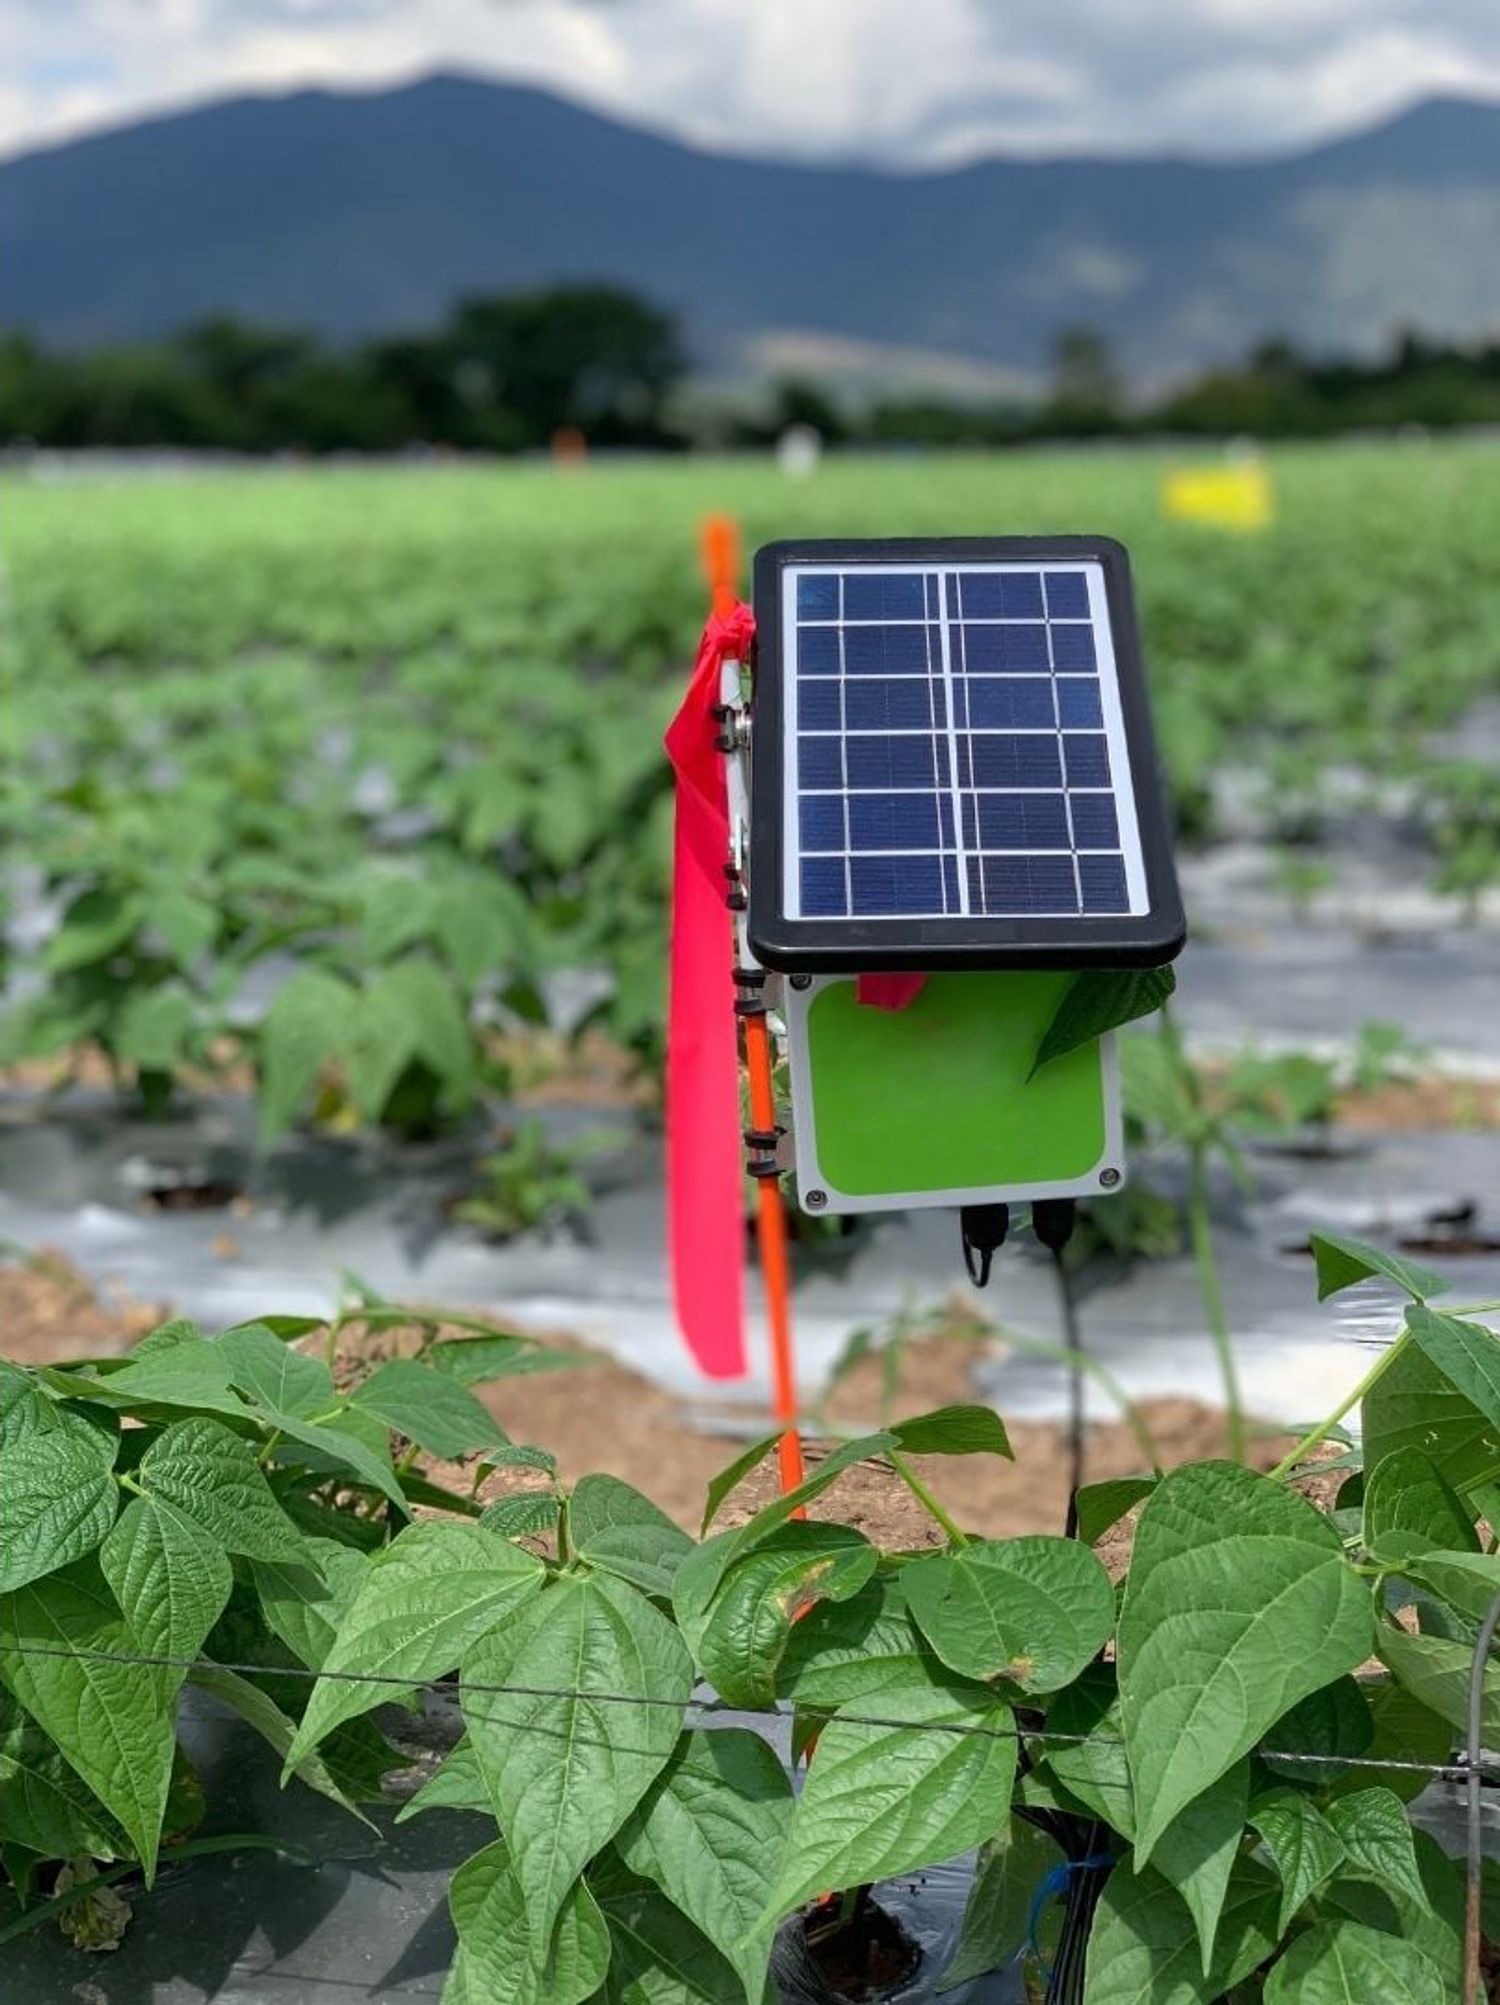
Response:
[747, 535, 1185, 973]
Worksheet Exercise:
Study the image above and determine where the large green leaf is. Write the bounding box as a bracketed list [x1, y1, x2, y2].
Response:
[1148, 1760, 1248, 1976]
[252, 1537, 368, 1670]
[427, 1333, 583, 1387]
[348, 958, 473, 1117]
[900, 1534, 1113, 1693]
[1117, 1462, 1372, 1862]
[443, 1837, 610, 2005]
[591, 1852, 746, 2005]
[1249, 1789, 1347, 1935]
[187, 1664, 374, 1829]
[259, 966, 357, 1143]
[693, 1524, 877, 1708]
[395, 1735, 490, 1824]
[1308, 1234, 1448, 1304]
[1391, 1547, 1500, 1628]
[99, 1495, 232, 1700]
[888, 1405, 1012, 1459]
[286, 1520, 544, 1762]
[617, 1728, 792, 2004]
[1406, 1306, 1500, 1443]
[1041, 1664, 1135, 1834]
[762, 1683, 1018, 1923]
[1378, 1622, 1500, 1740]
[463, 1571, 692, 1961]
[775, 1578, 952, 1706]
[1324, 1788, 1433, 1917]
[1076, 1476, 1157, 1547]
[937, 1819, 1064, 1992]
[687, 1432, 897, 1601]
[136, 1417, 308, 1560]
[45, 887, 141, 973]
[1263, 1919, 1447, 2004]
[216, 1320, 335, 1420]
[0, 1696, 124, 1861]
[0, 1408, 120, 1591]
[1030, 966, 1176, 1078]
[350, 1359, 509, 1459]
[1363, 1446, 1478, 1555]
[699, 1434, 780, 1535]
[0, 1562, 175, 1877]
[1362, 1341, 1498, 1492]
[1083, 1858, 1280, 2005]
[568, 1475, 696, 1599]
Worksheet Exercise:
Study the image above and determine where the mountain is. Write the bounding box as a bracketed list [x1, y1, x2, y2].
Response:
[4, 76, 1499, 390]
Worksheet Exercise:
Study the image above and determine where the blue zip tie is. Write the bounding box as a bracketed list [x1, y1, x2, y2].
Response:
[1027, 1853, 1113, 1975]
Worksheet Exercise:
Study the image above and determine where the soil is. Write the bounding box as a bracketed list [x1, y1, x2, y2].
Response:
[0, 1249, 162, 1365]
[800, 1890, 921, 2000]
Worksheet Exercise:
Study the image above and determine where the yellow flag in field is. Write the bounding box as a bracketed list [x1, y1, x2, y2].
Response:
[1163, 461, 1274, 532]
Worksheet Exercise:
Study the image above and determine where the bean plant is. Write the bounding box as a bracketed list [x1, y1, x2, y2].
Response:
[5, 1234, 1500, 1998]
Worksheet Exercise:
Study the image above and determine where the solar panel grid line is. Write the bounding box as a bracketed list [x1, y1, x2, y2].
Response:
[934, 570, 971, 917]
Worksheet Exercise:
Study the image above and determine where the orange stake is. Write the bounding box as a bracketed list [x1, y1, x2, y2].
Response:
[742, 1009, 806, 1498]
[699, 513, 742, 620]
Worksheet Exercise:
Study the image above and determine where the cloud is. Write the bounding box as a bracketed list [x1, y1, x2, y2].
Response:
[3, 0, 1498, 162]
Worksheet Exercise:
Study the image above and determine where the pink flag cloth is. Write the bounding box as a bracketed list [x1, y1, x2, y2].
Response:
[663, 601, 757, 1379]
[854, 973, 928, 1010]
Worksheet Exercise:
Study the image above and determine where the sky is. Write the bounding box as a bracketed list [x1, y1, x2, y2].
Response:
[5, 0, 1500, 166]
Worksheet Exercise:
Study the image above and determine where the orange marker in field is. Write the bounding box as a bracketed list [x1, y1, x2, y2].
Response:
[699, 513, 742, 618]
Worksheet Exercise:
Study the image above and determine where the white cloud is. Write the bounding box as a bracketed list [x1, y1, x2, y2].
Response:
[2, 0, 1498, 162]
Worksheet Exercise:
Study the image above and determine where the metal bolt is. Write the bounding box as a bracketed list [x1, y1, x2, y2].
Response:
[805, 1189, 828, 1210]
[1099, 1167, 1122, 1189]
[789, 974, 812, 990]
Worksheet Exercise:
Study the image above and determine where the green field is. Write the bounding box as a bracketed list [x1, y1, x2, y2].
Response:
[4, 440, 1498, 1132]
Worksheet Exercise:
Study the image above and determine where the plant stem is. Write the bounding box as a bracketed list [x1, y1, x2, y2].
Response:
[1266, 1329, 1410, 1482]
[887, 1450, 968, 1548]
[256, 1428, 283, 1469]
[1187, 1137, 1245, 1463]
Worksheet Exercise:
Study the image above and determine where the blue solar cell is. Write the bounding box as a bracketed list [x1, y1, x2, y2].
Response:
[797, 626, 841, 675]
[966, 735, 1063, 789]
[974, 792, 1070, 851]
[1063, 734, 1111, 787]
[1050, 624, 1097, 672]
[799, 735, 844, 788]
[967, 855, 1079, 915]
[1045, 571, 1090, 618]
[799, 681, 842, 731]
[797, 574, 840, 619]
[843, 624, 934, 676]
[843, 573, 927, 620]
[800, 857, 846, 915]
[799, 797, 845, 852]
[961, 624, 1049, 673]
[942, 856, 960, 910]
[965, 677, 1056, 730]
[1078, 855, 1128, 912]
[851, 854, 945, 916]
[960, 572, 1044, 619]
[1056, 678, 1103, 728]
[1069, 795, 1120, 849]
[848, 794, 942, 851]
[844, 734, 935, 789]
[845, 679, 941, 730]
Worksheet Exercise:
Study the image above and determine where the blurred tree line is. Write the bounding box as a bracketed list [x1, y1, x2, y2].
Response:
[3, 286, 1500, 452]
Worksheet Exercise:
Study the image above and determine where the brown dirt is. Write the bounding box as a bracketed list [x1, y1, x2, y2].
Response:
[0, 1250, 162, 1365]
[1335, 1075, 1500, 1131]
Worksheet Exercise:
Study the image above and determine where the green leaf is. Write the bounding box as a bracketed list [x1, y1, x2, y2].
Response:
[1041, 1664, 1135, 1834]
[692, 1524, 877, 1709]
[888, 1403, 1012, 1459]
[1390, 1547, 1500, 1628]
[286, 1520, 544, 1761]
[136, 1418, 307, 1561]
[1377, 1621, 1500, 1740]
[186, 1664, 373, 1830]
[1148, 1760, 1248, 1976]
[349, 957, 474, 1118]
[252, 1538, 368, 1670]
[700, 1433, 780, 1535]
[1249, 1789, 1347, 1935]
[1363, 1445, 1478, 1555]
[700, 1431, 897, 1591]
[762, 1683, 1018, 1923]
[153, 890, 218, 967]
[350, 1359, 509, 1459]
[938, 1819, 1064, 1992]
[1076, 1476, 1157, 1547]
[0, 1409, 120, 1592]
[1363, 1340, 1500, 1494]
[1030, 966, 1176, 1078]
[617, 1728, 792, 2004]
[86, 1338, 248, 1419]
[1308, 1233, 1448, 1304]
[427, 1334, 583, 1386]
[463, 1572, 692, 1962]
[395, 1735, 490, 1823]
[1328, 1676, 1451, 1805]
[1405, 1305, 1500, 1444]
[900, 1534, 1113, 1693]
[216, 1321, 334, 1421]
[591, 1852, 746, 2005]
[0, 1562, 175, 1878]
[1082, 1858, 1280, 2005]
[0, 1696, 124, 1860]
[115, 984, 194, 1071]
[775, 1578, 952, 1706]
[1263, 1919, 1448, 2004]
[1117, 1461, 1372, 1862]
[444, 1837, 610, 2005]
[480, 1493, 561, 1541]
[258, 966, 357, 1143]
[99, 1496, 231, 1700]
[568, 1475, 696, 1599]
[1324, 1787, 1435, 1916]
[45, 887, 140, 974]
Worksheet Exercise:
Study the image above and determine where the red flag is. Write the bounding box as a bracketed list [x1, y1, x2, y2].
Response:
[663, 602, 757, 1379]
[854, 973, 928, 1010]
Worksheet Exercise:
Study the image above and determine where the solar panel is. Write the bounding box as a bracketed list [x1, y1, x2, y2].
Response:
[748, 538, 1183, 972]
